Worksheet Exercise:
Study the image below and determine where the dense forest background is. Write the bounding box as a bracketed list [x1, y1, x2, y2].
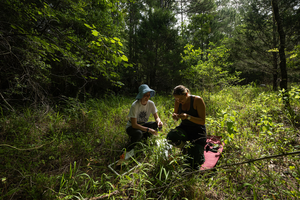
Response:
[1, 0, 299, 107]
[1, 0, 300, 199]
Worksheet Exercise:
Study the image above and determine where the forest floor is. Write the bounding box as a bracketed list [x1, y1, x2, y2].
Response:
[1, 84, 300, 200]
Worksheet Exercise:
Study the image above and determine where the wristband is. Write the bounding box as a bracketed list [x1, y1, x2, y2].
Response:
[147, 128, 149, 133]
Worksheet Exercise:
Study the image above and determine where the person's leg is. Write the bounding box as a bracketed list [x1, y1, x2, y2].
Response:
[187, 143, 205, 170]
[126, 127, 143, 150]
[126, 122, 158, 150]
[166, 128, 187, 148]
[180, 124, 206, 170]
[143, 121, 158, 129]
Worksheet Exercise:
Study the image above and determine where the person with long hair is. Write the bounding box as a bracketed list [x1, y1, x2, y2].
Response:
[167, 85, 207, 170]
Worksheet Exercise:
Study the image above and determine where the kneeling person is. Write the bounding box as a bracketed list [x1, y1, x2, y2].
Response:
[167, 85, 207, 170]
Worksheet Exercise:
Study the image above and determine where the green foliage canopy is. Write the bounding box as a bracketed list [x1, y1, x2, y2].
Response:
[180, 42, 242, 90]
[0, 0, 129, 104]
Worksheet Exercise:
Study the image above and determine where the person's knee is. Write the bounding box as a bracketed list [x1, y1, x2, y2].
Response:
[147, 122, 158, 130]
[130, 131, 143, 143]
[166, 130, 176, 143]
[167, 129, 184, 147]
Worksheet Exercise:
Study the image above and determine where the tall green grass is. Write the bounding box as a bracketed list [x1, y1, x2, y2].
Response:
[0, 84, 300, 199]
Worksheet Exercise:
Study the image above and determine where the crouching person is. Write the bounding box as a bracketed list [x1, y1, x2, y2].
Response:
[167, 85, 207, 170]
[126, 84, 163, 151]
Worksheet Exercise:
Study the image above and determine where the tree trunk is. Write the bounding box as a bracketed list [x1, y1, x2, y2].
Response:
[129, 2, 133, 62]
[271, 0, 287, 91]
[181, 0, 183, 35]
[272, 0, 294, 123]
[272, 12, 278, 91]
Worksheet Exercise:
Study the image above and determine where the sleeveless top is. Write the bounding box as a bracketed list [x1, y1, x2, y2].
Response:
[178, 95, 200, 126]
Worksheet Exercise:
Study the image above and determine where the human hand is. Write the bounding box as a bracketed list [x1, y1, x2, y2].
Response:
[172, 113, 179, 121]
[149, 128, 158, 136]
[178, 113, 188, 120]
[157, 121, 163, 128]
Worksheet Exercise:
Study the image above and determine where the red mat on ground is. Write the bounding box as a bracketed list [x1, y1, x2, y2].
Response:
[200, 135, 224, 171]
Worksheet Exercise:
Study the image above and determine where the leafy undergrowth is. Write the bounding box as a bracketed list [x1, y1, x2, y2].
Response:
[1, 84, 300, 199]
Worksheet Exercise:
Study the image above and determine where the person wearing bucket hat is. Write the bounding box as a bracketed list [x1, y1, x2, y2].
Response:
[125, 84, 163, 150]
[166, 85, 207, 170]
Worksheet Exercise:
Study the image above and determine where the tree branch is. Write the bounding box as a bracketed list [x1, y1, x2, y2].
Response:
[0, 139, 56, 151]
[0, 92, 15, 112]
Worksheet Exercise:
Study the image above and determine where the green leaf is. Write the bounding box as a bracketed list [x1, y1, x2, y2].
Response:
[116, 81, 124, 86]
[125, 175, 131, 181]
[243, 183, 253, 187]
[121, 55, 128, 62]
[260, 179, 270, 184]
[92, 30, 99, 37]
[84, 23, 93, 29]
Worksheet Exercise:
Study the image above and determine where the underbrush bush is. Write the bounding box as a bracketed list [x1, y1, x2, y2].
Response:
[1, 84, 300, 199]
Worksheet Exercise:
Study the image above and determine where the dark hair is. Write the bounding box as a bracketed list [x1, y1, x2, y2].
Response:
[173, 85, 190, 96]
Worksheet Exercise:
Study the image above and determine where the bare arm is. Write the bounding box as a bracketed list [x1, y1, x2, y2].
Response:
[172, 100, 180, 121]
[130, 118, 158, 135]
[153, 113, 163, 127]
[195, 96, 206, 125]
